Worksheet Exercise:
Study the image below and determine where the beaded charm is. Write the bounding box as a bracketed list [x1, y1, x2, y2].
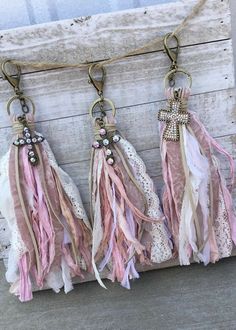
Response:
[92, 118, 120, 165]
[158, 93, 189, 141]
[0, 60, 92, 302]
[158, 33, 236, 265]
[13, 115, 44, 165]
[88, 64, 172, 289]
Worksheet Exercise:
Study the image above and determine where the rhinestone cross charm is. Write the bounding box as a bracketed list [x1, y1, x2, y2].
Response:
[92, 118, 120, 166]
[158, 99, 189, 141]
[13, 117, 44, 165]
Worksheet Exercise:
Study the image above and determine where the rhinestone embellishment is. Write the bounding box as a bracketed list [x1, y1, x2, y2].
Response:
[103, 139, 110, 146]
[92, 118, 120, 165]
[158, 98, 189, 141]
[13, 116, 45, 166]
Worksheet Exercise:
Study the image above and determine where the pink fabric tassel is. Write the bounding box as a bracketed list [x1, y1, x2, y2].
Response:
[91, 115, 162, 287]
[22, 147, 55, 286]
[6, 114, 91, 301]
[191, 112, 236, 245]
[159, 87, 235, 264]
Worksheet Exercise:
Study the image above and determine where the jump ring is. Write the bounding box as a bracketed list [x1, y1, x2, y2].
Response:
[89, 97, 116, 118]
[6, 95, 35, 115]
[164, 68, 192, 89]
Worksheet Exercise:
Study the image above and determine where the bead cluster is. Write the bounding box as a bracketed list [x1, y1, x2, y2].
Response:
[158, 99, 189, 141]
[92, 126, 120, 165]
[13, 124, 45, 165]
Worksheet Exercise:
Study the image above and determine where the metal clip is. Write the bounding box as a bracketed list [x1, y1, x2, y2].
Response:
[2, 59, 35, 115]
[163, 33, 192, 89]
[163, 32, 180, 68]
[88, 63, 106, 96]
[1, 59, 21, 92]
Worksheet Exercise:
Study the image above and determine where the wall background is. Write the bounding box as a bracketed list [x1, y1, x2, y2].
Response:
[0, 0, 175, 30]
[0, 3, 236, 330]
[0, 0, 235, 78]
[230, 0, 236, 79]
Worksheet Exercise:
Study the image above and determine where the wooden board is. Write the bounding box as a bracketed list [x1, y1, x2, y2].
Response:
[0, 0, 231, 67]
[0, 0, 235, 282]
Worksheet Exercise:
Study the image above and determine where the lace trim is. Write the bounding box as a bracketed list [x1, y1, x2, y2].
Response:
[0, 150, 27, 261]
[118, 138, 172, 263]
[214, 187, 232, 259]
[209, 156, 232, 258]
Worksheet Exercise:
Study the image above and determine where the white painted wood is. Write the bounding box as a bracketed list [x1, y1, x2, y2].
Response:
[0, 88, 235, 165]
[0, 0, 235, 287]
[0, 40, 233, 127]
[0, 0, 231, 71]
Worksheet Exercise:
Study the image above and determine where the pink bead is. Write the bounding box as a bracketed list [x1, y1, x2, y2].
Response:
[92, 141, 100, 148]
[107, 158, 114, 165]
[99, 128, 106, 136]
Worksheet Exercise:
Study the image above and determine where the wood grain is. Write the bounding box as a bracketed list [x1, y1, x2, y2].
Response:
[0, 0, 230, 72]
[0, 88, 235, 164]
[0, 40, 233, 127]
[0, 0, 235, 285]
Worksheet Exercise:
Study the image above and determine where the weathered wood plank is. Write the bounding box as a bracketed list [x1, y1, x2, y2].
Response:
[0, 88, 235, 166]
[0, 0, 230, 71]
[0, 39, 233, 126]
[0, 0, 235, 280]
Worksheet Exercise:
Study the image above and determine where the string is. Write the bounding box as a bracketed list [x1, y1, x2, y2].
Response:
[10, 0, 207, 70]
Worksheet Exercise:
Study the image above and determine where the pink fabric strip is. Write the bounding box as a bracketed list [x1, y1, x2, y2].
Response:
[9, 147, 35, 266]
[121, 207, 139, 289]
[93, 147, 153, 285]
[161, 88, 235, 261]
[18, 253, 33, 302]
[22, 148, 55, 285]
[99, 183, 117, 272]
[190, 113, 235, 246]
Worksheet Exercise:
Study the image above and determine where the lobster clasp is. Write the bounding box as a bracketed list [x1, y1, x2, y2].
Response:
[1, 59, 21, 91]
[88, 64, 106, 96]
[163, 33, 180, 67]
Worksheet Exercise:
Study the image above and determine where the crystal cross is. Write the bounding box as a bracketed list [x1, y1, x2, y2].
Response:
[158, 99, 189, 141]
[13, 119, 44, 165]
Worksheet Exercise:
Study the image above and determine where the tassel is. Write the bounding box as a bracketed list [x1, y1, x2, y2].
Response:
[159, 87, 236, 265]
[90, 114, 172, 288]
[0, 114, 92, 301]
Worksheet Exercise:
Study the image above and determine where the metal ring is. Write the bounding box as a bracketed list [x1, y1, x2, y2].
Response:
[89, 97, 116, 118]
[6, 95, 35, 115]
[164, 68, 192, 89]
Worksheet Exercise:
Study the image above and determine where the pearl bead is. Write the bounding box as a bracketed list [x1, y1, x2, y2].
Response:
[103, 139, 109, 146]
[106, 149, 112, 156]
[99, 128, 106, 136]
[28, 151, 34, 157]
[113, 135, 120, 143]
[25, 132, 31, 138]
[30, 157, 36, 163]
[19, 139, 25, 145]
[37, 136, 43, 142]
[32, 138, 37, 143]
[92, 141, 100, 149]
[107, 158, 114, 165]
[26, 138, 31, 144]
